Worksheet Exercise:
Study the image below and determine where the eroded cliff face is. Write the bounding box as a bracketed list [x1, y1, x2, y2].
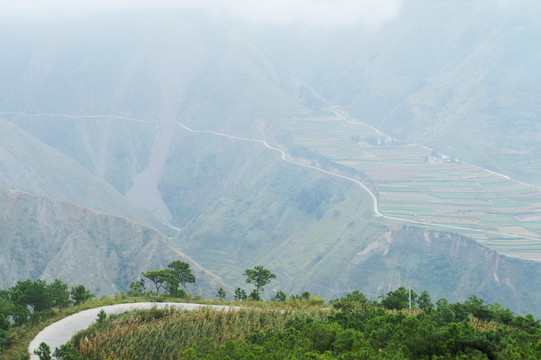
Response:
[336, 225, 541, 316]
[0, 189, 227, 296]
[0, 118, 163, 231]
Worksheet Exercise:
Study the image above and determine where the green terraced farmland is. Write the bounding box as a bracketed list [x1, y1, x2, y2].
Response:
[281, 109, 541, 262]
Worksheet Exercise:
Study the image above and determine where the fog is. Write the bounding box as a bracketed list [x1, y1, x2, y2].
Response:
[0, 0, 402, 28]
[1, 0, 541, 319]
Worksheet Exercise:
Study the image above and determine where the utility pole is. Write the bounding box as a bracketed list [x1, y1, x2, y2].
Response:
[408, 281, 412, 311]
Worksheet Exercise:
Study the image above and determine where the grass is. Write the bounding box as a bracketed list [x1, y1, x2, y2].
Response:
[3, 293, 225, 360]
[3, 292, 329, 360]
[75, 304, 328, 360]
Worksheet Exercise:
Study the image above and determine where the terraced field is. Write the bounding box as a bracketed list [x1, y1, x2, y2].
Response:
[282, 109, 541, 262]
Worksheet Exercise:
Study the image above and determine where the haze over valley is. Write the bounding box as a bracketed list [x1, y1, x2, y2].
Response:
[1, 0, 540, 317]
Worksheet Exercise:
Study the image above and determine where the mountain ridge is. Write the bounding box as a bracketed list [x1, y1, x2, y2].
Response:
[0, 4, 540, 317]
[0, 189, 228, 297]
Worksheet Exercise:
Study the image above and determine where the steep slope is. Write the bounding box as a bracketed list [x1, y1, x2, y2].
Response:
[262, 0, 541, 185]
[0, 118, 162, 230]
[0, 12, 313, 226]
[0, 189, 227, 297]
[292, 225, 541, 317]
[2, 113, 157, 195]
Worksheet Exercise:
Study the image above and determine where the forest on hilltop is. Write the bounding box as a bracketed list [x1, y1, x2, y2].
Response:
[27, 289, 541, 360]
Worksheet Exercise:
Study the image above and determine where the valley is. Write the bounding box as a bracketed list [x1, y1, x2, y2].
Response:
[282, 109, 541, 261]
[2, 109, 540, 316]
[1, 2, 541, 318]
[5, 108, 540, 264]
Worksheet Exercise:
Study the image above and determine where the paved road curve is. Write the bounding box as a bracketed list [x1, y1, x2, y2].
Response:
[28, 302, 239, 359]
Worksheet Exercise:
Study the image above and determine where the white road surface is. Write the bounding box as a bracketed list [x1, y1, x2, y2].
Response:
[28, 302, 240, 359]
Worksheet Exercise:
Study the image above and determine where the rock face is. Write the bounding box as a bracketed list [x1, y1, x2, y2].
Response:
[329, 226, 541, 317]
[0, 189, 227, 297]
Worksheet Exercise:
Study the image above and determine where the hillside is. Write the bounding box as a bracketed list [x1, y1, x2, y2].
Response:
[263, 0, 541, 185]
[0, 189, 227, 296]
[0, 4, 540, 317]
[309, 225, 541, 316]
[0, 118, 162, 230]
[67, 296, 541, 360]
[156, 125, 541, 316]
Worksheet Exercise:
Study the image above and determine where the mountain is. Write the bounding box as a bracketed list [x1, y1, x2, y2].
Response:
[261, 0, 541, 185]
[0, 5, 540, 316]
[305, 225, 541, 316]
[0, 12, 313, 227]
[0, 118, 162, 230]
[0, 189, 227, 296]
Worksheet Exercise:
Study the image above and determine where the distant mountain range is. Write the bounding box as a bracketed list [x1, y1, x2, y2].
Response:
[262, 0, 541, 185]
[0, 1, 540, 316]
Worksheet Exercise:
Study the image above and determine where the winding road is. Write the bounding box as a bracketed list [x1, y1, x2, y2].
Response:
[175, 121, 383, 217]
[3, 110, 540, 244]
[28, 302, 240, 359]
[176, 119, 541, 243]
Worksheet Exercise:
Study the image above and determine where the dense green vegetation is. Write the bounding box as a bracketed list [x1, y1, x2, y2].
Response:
[0, 279, 95, 358]
[1, 287, 218, 358]
[2, 280, 539, 359]
[66, 289, 540, 359]
[141, 260, 196, 297]
[75, 306, 324, 359]
[0, 279, 94, 327]
[1, 268, 194, 359]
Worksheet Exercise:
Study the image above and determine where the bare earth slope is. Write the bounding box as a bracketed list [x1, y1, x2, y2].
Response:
[0, 189, 227, 296]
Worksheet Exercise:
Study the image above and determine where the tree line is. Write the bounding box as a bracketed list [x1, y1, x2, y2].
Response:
[135, 263, 278, 303]
[0, 279, 94, 326]
[1, 279, 94, 357]
[71, 288, 541, 359]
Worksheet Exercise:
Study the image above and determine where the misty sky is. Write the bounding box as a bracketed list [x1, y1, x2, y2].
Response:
[0, 0, 403, 28]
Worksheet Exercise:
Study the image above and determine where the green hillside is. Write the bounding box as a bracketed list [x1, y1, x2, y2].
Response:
[72, 293, 541, 359]
[158, 127, 541, 316]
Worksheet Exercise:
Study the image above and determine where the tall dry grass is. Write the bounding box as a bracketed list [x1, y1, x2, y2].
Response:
[77, 306, 326, 359]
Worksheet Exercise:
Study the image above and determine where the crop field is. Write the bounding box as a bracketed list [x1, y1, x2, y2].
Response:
[281, 109, 541, 262]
